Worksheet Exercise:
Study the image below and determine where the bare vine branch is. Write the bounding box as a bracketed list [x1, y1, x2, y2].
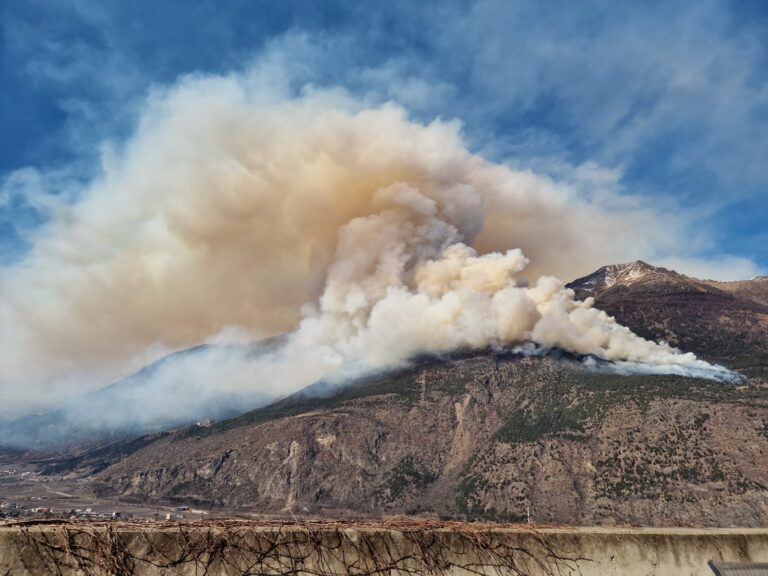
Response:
[8, 518, 586, 575]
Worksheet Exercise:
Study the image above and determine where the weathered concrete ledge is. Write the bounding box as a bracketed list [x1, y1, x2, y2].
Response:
[0, 521, 766, 575]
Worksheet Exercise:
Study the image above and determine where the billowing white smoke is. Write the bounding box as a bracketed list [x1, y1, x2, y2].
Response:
[0, 73, 735, 420]
[270, 182, 733, 386]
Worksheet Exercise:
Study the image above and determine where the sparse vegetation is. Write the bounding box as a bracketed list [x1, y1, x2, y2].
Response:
[375, 456, 437, 505]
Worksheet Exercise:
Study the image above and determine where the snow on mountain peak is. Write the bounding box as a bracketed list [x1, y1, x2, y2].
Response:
[567, 260, 668, 293]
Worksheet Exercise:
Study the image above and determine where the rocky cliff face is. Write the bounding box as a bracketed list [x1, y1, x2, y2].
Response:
[90, 353, 768, 527]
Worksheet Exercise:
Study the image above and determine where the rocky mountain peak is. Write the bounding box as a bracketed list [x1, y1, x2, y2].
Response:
[566, 260, 677, 295]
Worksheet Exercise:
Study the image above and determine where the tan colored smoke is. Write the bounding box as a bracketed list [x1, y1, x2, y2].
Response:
[0, 74, 728, 415]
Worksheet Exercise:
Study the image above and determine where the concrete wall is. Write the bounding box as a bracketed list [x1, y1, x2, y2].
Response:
[0, 524, 766, 575]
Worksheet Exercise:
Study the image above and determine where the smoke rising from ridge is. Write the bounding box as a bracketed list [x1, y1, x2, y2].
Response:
[0, 73, 736, 419]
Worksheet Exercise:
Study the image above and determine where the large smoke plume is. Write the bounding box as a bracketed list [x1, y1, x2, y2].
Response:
[0, 73, 735, 421]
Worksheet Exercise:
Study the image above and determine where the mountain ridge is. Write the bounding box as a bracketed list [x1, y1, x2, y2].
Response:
[566, 260, 764, 297]
[567, 260, 768, 372]
[0, 337, 288, 451]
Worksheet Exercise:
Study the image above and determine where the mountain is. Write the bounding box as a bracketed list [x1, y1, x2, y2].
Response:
[11, 261, 768, 527]
[0, 337, 287, 451]
[82, 351, 768, 527]
[566, 260, 714, 294]
[567, 260, 768, 301]
[705, 276, 768, 307]
[567, 261, 768, 374]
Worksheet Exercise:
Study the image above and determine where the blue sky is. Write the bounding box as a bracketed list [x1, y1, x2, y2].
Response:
[2, 0, 767, 275]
